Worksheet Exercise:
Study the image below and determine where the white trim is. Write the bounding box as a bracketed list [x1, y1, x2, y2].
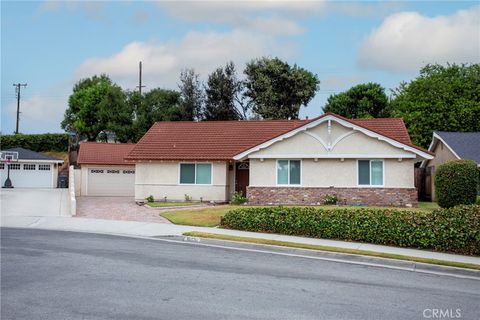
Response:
[357, 159, 385, 187]
[249, 153, 415, 159]
[233, 115, 433, 160]
[276, 159, 302, 186]
[302, 132, 328, 150]
[331, 131, 356, 150]
[420, 132, 461, 168]
[1, 159, 63, 164]
[178, 162, 213, 186]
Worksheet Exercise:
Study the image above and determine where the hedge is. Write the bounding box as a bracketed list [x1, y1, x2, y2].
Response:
[220, 206, 480, 255]
[435, 160, 478, 208]
[0, 133, 69, 152]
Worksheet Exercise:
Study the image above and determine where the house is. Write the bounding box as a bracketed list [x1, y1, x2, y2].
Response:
[125, 113, 433, 207]
[76, 142, 135, 196]
[0, 147, 64, 188]
[420, 131, 480, 201]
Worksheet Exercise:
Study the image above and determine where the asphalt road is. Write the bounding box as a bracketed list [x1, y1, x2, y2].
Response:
[1, 228, 479, 320]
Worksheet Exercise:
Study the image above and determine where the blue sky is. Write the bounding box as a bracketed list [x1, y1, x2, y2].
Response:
[2, 1, 479, 134]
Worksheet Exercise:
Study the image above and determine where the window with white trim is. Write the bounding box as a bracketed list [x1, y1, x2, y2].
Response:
[0, 164, 4, 170]
[358, 160, 383, 186]
[39, 164, 51, 171]
[277, 160, 301, 185]
[179, 163, 212, 184]
[23, 164, 36, 170]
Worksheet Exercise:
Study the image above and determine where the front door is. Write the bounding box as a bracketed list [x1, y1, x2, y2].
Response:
[235, 161, 250, 197]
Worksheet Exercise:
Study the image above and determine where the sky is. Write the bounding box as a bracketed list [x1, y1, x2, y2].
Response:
[1, 0, 479, 134]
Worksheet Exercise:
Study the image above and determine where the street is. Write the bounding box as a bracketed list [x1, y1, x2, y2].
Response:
[1, 228, 479, 320]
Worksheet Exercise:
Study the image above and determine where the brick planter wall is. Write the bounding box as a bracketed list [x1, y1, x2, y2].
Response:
[247, 186, 418, 207]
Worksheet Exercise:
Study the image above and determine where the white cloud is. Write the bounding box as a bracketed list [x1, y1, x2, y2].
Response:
[76, 30, 292, 90]
[359, 6, 480, 72]
[2, 95, 67, 134]
[158, 1, 325, 36]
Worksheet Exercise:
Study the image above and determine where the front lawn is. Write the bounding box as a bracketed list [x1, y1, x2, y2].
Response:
[147, 201, 201, 208]
[160, 203, 436, 227]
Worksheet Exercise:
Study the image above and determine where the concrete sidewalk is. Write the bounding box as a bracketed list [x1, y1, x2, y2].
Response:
[1, 215, 479, 266]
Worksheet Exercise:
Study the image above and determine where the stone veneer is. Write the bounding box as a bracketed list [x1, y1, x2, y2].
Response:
[247, 186, 418, 207]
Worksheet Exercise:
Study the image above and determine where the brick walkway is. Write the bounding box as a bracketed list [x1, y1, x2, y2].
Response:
[76, 197, 171, 224]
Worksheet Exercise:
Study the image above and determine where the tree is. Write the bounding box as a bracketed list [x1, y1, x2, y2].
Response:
[391, 63, 480, 148]
[204, 62, 243, 120]
[323, 83, 390, 118]
[244, 57, 319, 119]
[178, 69, 204, 121]
[61, 74, 128, 141]
[130, 88, 182, 142]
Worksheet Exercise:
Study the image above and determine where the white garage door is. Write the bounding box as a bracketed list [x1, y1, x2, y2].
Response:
[87, 167, 135, 196]
[0, 162, 54, 188]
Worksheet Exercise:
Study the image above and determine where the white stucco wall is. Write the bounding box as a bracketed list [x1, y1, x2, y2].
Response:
[250, 126, 413, 158]
[135, 161, 230, 201]
[249, 158, 414, 188]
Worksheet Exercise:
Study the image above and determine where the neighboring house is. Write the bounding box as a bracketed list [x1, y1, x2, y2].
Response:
[420, 131, 480, 201]
[0, 147, 63, 188]
[125, 113, 433, 207]
[76, 142, 135, 196]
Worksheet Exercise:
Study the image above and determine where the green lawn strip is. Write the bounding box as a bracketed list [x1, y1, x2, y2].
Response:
[147, 202, 202, 208]
[160, 204, 435, 227]
[183, 231, 480, 271]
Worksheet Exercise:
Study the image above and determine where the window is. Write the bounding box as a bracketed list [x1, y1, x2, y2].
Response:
[358, 160, 384, 186]
[123, 170, 135, 174]
[277, 160, 301, 185]
[23, 164, 36, 170]
[39, 164, 51, 171]
[179, 163, 212, 185]
[107, 170, 120, 174]
[0, 164, 4, 170]
[9, 163, 20, 170]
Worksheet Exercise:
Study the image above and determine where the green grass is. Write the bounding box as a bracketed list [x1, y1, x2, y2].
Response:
[161, 203, 436, 227]
[183, 231, 480, 271]
[418, 201, 439, 210]
[147, 201, 201, 208]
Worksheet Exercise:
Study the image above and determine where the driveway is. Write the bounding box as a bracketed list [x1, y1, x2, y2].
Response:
[0, 188, 69, 217]
[76, 196, 170, 223]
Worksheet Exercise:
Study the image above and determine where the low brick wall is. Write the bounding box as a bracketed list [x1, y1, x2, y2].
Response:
[247, 186, 418, 207]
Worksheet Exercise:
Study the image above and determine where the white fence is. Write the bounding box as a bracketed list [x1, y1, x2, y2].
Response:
[69, 165, 77, 216]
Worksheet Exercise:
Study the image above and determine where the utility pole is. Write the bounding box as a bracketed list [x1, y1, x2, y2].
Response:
[136, 61, 145, 95]
[13, 83, 27, 134]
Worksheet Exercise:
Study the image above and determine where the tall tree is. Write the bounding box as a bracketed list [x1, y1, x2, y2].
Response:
[323, 83, 390, 119]
[391, 63, 480, 148]
[178, 69, 204, 120]
[61, 74, 128, 141]
[244, 57, 319, 119]
[204, 62, 243, 120]
[130, 88, 182, 142]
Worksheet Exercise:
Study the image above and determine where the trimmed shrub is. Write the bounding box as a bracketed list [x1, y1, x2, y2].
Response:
[220, 205, 480, 255]
[435, 160, 478, 208]
[0, 133, 70, 152]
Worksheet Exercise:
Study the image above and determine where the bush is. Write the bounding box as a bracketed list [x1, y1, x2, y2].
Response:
[231, 191, 247, 205]
[146, 195, 154, 203]
[220, 205, 480, 255]
[435, 160, 478, 208]
[0, 133, 70, 152]
[323, 194, 338, 205]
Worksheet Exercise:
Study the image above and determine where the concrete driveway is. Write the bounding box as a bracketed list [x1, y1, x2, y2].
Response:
[0, 188, 69, 217]
[76, 196, 170, 223]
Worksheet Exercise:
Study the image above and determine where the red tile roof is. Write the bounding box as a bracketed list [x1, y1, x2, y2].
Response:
[126, 113, 430, 161]
[77, 142, 135, 165]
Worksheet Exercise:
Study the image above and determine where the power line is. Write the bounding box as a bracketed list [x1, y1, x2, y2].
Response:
[13, 83, 27, 134]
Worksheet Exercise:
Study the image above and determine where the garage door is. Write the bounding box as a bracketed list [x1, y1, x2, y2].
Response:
[87, 167, 135, 196]
[0, 162, 53, 188]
